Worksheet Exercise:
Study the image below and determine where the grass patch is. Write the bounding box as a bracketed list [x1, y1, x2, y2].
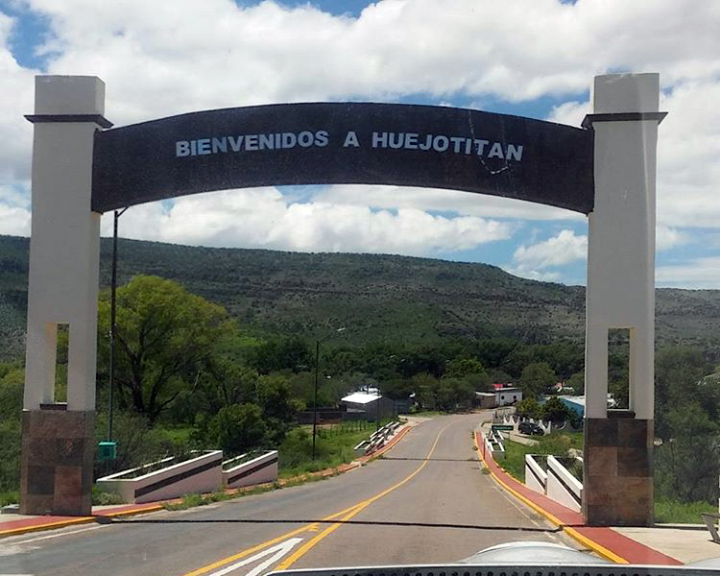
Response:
[654, 499, 717, 524]
[0, 490, 18, 507]
[278, 420, 392, 478]
[91, 485, 125, 506]
[162, 490, 239, 511]
[160, 427, 194, 446]
[498, 432, 584, 483]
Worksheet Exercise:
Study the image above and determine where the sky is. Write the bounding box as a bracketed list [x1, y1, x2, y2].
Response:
[1, 0, 719, 289]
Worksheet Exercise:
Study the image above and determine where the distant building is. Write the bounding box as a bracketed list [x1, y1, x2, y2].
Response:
[558, 394, 617, 417]
[475, 392, 497, 409]
[340, 391, 396, 421]
[495, 386, 522, 406]
[477, 384, 522, 408]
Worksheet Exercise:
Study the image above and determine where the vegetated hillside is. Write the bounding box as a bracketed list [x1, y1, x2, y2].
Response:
[0, 234, 718, 360]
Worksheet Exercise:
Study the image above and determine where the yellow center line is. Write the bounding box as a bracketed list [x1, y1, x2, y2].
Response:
[184, 423, 448, 576]
[182, 503, 367, 576]
[274, 424, 449, 571]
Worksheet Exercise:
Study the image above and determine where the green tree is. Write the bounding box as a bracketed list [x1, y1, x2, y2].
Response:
[0, 366, 23, 420]
[207, 403, 267, 456]
[520, 362, 556, 399]
[445, 356, 491, 392]
[656, 402, 720, 503]
[564, 371, 584, 395]
[97, 275, 231, 425]
[250, 336, 313, 374]
[0, 365, 23, 494]
[435, 378, 475, 412]
[475, 338, 518, 370]
[411, 372, 437, 409]
[541, 396, 571, 423]
[445, 357, 485, 379]
[257, 374, 300, 444]
[380, 377, 415, 400]
[515, 398, 542, 420]
[170, 356, 260, 426]
[655, 347, 712, 441]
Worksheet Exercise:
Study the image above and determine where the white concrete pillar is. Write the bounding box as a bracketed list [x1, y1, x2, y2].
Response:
[584, 73, 662, 419]
[24, 76, 107, 411]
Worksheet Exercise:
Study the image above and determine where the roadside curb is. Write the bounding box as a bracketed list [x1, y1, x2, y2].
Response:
[473, 431, 681, 566]
[0, 424, 413, 539]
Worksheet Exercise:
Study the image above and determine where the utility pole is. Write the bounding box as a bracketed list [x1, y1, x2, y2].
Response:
[107, 207, 128, 442]
[312, 327, 346, 460]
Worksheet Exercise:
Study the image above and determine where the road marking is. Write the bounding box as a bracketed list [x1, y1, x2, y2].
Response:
[182, 503, 365, 576]
[206, 537, 303, 576]
[184, 422, 447, 576]
[274, 424, 449, 571]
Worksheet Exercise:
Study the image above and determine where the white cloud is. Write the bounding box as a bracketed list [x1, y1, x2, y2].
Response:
[509, 229, 587, 279]
[656, 225, 690, 251]
[101, 188, 513, 256]
[548, 84, 720, 236]
[315, 184, 581, 221]
[0, 203, 30, 236]
[1, 0, 720, 287]
[0, 183, 31, 235]
[503, 268, 562, 283]
[657, 257, 720, 289]
[12, 0, 720, 124]
[547, 100, 589, 127]
[0, 12, 36, 182]
[656, 80, 720, 229]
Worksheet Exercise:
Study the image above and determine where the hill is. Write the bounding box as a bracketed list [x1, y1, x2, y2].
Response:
[1, 234, 719, 360]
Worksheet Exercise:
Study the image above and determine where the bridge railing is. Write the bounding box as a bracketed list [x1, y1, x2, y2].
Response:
[358, 420, 404, 456]
[524, 453, 583, 512]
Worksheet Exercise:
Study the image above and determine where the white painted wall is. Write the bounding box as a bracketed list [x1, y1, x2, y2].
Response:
[546, 456, 583, 513]
[496, 388, 522, 406]
[98, 451, 223, 504]
[585, 74, 660, 419]
[524, 455, 547, 495]
[224, 451, 279, 489]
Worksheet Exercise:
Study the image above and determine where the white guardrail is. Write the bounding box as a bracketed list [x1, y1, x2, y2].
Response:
[354, 420, 403, 456]
[524, 454, 583, 512]
[482, 429, 506, 459]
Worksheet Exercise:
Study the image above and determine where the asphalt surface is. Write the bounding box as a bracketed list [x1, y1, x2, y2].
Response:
[0, 414, 580, 576]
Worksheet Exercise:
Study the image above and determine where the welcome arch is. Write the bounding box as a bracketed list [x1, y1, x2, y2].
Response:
[21, 74, 665, 525]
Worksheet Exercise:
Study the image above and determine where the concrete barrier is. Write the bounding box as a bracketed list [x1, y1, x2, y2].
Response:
[546, 455, 583, 512]
[525, 454, 547, 495]
[97, 450, 223, 504]
[223, 450, 278, 489]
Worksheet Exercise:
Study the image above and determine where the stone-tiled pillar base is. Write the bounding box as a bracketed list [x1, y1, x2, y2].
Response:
[583, 416, 654, 526]
[20, 409, 94, 516]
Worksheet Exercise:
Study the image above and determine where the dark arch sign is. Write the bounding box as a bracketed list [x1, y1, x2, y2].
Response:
[91, 102, 594, 214]
[23, 74, 665, 527]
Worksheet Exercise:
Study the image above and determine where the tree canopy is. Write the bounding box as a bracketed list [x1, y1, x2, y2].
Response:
[97, 275, 231, 424]
[519, 362, 556, 399]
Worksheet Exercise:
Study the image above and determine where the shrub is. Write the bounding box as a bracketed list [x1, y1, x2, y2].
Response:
[207, 403, 267, 456]
[541, 397, 571, 423]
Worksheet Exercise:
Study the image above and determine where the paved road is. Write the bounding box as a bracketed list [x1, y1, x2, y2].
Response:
[0, 414, 580, 576]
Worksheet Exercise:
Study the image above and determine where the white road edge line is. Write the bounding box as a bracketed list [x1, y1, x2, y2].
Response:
[207, 537, 304, 576]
